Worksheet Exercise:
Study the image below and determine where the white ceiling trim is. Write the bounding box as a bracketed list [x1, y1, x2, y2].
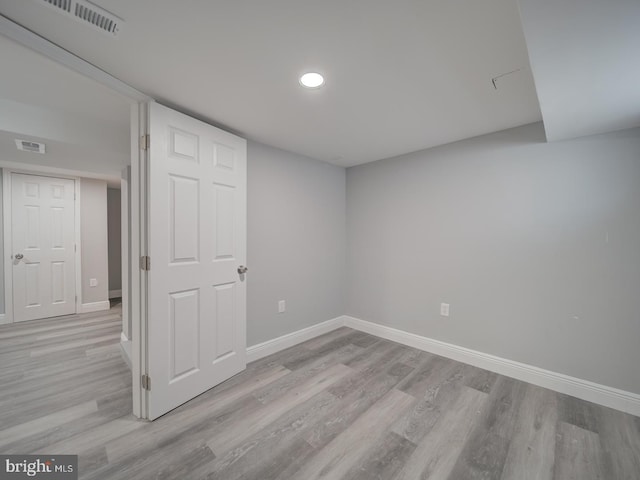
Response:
[0, 14, 149, 103]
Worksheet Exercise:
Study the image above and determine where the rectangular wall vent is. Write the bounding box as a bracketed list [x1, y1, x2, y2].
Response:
[41, 0, 123, 37]
[15, 139, 46, 154]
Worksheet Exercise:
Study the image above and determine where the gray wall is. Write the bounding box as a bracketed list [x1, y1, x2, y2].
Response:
[346, 123, 640, 394]
[80, 178, 109, 305]
[247, 141, 346, 346]
[107, 187, 122, 294]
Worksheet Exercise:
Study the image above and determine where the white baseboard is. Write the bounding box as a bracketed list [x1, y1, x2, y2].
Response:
[0, 313, 7, 325]
[343, 315, 640, 417]
[109, 289, 122, 299]
[79, 300, 111, 314]
[246, 316, 344, 363]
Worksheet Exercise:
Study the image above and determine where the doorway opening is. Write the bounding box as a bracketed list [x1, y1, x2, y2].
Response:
[0, 27, 136, 427]
[1, 14, 248, 422]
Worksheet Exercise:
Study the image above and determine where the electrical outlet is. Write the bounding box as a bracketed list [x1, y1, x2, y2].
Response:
[278, 300, 286, 313]
[89, 278, 98, 287]
[440, 303, 450, 317]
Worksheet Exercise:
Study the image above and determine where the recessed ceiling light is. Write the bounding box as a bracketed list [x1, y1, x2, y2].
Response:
[299, 72, 325, 89]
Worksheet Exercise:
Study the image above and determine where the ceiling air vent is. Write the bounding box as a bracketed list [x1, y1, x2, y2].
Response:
[15, 139, 46, 154]
[41, 0, 123, 37]
[42, 0, 72, 13]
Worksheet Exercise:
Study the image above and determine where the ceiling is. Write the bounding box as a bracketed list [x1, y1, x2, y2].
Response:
[518, 0, 640, 142]
[0, 0, 543, 167]
[0, 34, 131, 180]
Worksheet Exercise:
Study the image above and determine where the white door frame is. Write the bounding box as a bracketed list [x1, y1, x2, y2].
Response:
[130, 102, 150, 419]
[1, 168, 82, 324]
[2, 15, 152, 419]
[120, 167, 130, 342]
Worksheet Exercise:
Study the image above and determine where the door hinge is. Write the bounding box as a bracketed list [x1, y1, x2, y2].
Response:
[140, 134, 150, 151]
[142, 374, 151, 390]
[140, 256, 151, 271]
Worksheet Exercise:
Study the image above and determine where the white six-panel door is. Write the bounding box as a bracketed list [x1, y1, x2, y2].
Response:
[11, 173, 77, 322]
[147, 103, 247, 419]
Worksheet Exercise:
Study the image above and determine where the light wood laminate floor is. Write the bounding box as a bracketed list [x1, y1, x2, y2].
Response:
[1, 308, 639, 479]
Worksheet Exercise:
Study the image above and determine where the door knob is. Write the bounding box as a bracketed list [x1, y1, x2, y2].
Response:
[237, 265, 248, 275]
[14, 253, 23, 260]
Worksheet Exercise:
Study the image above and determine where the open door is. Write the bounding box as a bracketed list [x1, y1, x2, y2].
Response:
[144, 103, 247, 420]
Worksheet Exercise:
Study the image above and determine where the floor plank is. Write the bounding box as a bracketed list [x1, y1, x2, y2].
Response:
[206, 363, 353, 456]
[500, 384, 558, 480]
[343, 431, 416, 480]
[553, 422, 609, 480]
[200, 392, 337, 480]
[291, 388, 416, 480]
[394, 384, 487, 480]
[447, 376, 529, 479]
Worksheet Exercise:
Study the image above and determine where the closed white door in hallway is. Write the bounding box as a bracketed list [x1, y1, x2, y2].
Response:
[11, 173, 76, 322]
